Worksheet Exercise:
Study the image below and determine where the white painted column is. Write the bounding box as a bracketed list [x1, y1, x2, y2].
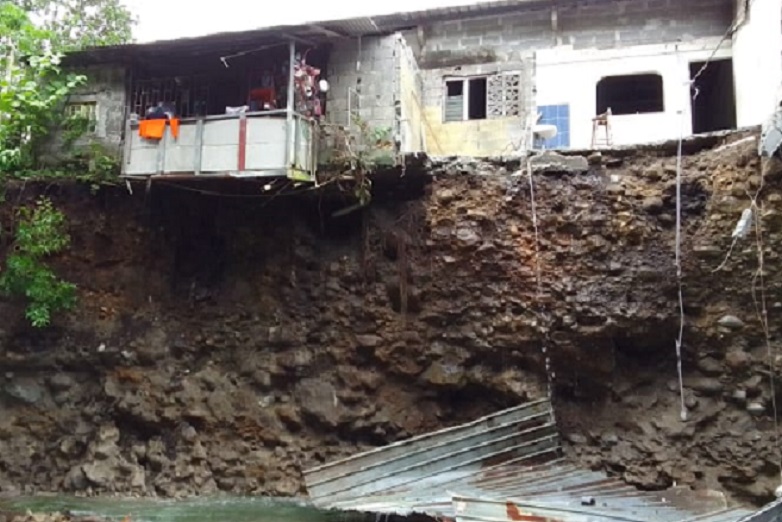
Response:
[733, 0, 782, 127]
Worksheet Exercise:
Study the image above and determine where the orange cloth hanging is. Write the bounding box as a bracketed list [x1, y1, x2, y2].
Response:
[138, 118, 180, 140]
[138, 119, 166, 140]
[168, 118, 180, 139]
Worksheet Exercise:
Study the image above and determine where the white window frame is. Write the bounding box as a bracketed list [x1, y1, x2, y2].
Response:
[443, 76, 488, 122]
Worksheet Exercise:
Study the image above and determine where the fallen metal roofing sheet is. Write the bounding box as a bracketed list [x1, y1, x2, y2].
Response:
[304, 399, 780, 522]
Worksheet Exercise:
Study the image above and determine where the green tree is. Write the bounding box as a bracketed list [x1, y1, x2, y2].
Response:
[0, 2, 86, 171]
[0, 197, 76, 327]
[10, 0, 134, 50]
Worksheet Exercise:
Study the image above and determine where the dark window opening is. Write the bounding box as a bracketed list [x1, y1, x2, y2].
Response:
[444, 77, 487, 122]
[689, 59, 737, 134]
[468, 78, 487, 120]
[596, 73, 664, 115]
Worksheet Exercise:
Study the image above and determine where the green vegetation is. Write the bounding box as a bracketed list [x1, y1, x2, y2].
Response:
[1, 3, 81, 171]
[326, 117, 396, 212]
[0, 1, 132, 326]
[0, 197, 76, 327]
[0, 0, 132, 176]
[12, 0, 134, 51]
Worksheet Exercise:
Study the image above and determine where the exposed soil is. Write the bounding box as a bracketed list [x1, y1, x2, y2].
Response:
[1, 130, 781, 506]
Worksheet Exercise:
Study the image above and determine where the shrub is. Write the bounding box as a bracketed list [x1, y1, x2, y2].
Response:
[0, 197, 76, 326]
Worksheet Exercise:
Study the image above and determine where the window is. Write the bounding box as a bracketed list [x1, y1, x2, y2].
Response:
[596, 74, 664, 116]
[444, 73, 522, 122]
[535, 104, 570, 149]
[689, 59, 736, 134]
[488, 73, 522, 117]
[444, 77, 487, 122]
[64, 101, 98, 133]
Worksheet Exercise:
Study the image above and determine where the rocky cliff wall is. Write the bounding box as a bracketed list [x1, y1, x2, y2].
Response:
[0, 131, 780, 505]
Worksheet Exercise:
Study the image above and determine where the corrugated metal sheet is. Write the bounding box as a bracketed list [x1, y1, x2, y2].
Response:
[304, 400, 780, 522]
[737, 499, 782, 522]
[306, 399, 558, 503]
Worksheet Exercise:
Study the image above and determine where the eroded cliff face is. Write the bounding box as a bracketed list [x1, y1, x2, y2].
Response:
[0, 131, 780, 505]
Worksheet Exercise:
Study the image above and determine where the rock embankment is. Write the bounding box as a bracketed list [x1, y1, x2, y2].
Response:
[1, 130, 781, 504]
[0, 512, 104, 522]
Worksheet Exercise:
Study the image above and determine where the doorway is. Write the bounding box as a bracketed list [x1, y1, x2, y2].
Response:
[689, 59, 737, 134]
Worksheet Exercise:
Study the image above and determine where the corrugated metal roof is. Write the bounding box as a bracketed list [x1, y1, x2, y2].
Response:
[64, 0, 551, 65]
[736, 499, 782, 522]
[303, 399, 780, 522]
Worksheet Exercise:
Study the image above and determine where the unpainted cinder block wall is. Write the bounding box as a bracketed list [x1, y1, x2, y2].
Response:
[326, 36, 399, 142]
[326, 33, 429, 157]
[411, 0, 733, 156]
[42, 65, 127, 165]
[76, 66, 127, 150]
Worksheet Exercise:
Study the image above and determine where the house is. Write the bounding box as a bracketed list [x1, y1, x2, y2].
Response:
[61, 0, 782, 181]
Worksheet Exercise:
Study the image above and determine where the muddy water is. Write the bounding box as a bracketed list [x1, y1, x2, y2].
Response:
[0, 497, 356, 522]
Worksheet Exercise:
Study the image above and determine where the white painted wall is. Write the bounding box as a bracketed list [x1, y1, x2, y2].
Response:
[535, 40, 732, 149]
[733, 0, 782, 128]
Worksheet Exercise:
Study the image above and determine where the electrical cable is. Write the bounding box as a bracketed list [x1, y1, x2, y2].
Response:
[674, 101, 688, 422]
[674, 0, 782, 488]
[745, 166, 782, 489]
[672, 0, 757, 423]
[526, 157, 555, 411]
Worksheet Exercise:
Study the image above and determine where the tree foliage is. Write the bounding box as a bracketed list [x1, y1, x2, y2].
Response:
[0, 197, 76, 327]
[0, 1, 130, 325]
[0, 8, 87, 170]
[0, 3, 87, 171]
[10, 0, 134, 50]
[0, 0, 133, 172]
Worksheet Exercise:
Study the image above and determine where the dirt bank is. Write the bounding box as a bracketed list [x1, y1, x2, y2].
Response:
[1, 130, 781, 505]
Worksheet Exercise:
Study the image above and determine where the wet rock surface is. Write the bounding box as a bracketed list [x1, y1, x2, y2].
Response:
[0, 513, 96, 522]
[0, 131, 781, 506]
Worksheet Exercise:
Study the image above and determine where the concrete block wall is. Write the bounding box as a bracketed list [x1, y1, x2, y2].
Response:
[417, 57, 534, 156]
[408, 0, 733, 155]
[326, 35, 398, 136]
[557, 0, 733, 49]
[420, 0, 731, 59]
[42, 65, 127, 164]
[420, 7, 552, 65]
[74, 65, 128, 150]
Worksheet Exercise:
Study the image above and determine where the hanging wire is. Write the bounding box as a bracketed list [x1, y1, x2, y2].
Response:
[746, 162, 782, 486]
[686, 0, 782, 484]
[672, 0, 757, 422]
[526, 157, 555, 409]
[674, 102, 688, 422]
[690, 0, 756, 101]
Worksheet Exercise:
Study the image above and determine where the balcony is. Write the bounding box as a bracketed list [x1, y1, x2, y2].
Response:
[121, 110, 317, 182]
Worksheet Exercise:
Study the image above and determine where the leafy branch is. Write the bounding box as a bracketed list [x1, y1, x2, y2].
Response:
[323, 117, 396, 211]
[0, 197, 76, 327]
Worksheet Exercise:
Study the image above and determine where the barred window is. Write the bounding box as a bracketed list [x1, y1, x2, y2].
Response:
[64, 101, 98, 133]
